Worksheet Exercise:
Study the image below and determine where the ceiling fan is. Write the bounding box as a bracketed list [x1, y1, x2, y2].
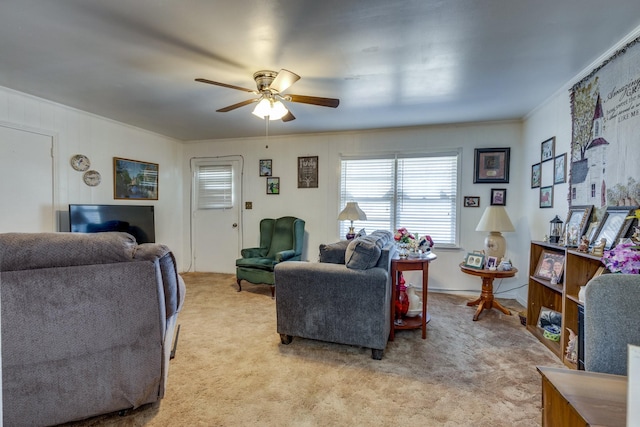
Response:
[195, 69, 339, 122]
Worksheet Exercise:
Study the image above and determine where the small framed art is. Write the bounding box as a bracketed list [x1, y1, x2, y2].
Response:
[554, 153, 566, 184]
[490, 188, 506, 206]
[540, 186, 553, 208]
[266, 177, 280, 194]
[473, 148, 510, 184]
[541, 137, 555, 162]
[464, 196, 480, 207]
[464, 252, 485, 269]
[531, 163, 541, 188]
[259, 159, 272, 176]
[486, 256, 498, 269]
[563, 205, 593, 247]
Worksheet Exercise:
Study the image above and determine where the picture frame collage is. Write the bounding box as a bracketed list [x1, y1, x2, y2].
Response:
[260, 159, 280, 195]
[465, 147, 511, 208]
[531, 137, 567, 208]
[260, 156, 320, 195]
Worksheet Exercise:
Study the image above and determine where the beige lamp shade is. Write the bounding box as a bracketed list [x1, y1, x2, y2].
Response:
[475, 206, 515, 260]
[338, 202, 367, 239]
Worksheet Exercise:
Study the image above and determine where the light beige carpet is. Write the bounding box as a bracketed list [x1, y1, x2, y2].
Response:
[67, 272, 564, 427]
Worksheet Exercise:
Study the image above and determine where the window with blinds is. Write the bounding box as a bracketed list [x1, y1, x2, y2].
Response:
[340, 151, 460, 247]
[196, 164, 233, 209]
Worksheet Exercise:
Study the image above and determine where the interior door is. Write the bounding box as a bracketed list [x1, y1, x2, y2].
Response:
[0, 124, 55, 232]
[191, 157, 242, 273]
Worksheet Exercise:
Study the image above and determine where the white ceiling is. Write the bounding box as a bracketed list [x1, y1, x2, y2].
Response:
[1, 1, 640, 141]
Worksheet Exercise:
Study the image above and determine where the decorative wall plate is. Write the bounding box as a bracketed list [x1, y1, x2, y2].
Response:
[82, 170, 101, 186]
[70, 154, 91, 171]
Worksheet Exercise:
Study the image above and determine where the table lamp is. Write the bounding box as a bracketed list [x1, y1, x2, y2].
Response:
[338, 202, 367, 239]
[475, 206, 515, 260]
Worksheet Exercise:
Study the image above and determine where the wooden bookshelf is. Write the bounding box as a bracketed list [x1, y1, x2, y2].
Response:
[526, 241, 604, 368]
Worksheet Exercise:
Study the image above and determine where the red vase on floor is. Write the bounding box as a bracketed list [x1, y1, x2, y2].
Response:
[395, 273, 410, 324]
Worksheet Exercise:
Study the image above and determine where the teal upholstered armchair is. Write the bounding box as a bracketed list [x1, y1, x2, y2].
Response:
[236, 216, 305, 297]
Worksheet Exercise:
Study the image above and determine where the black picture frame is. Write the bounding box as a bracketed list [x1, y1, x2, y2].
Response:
[297, 156, 318, 188]
[113, 157, 159, 200]
[590, 206, 637, 250]
[266, 177, 280, 195]
[554, 153, 566, 184]
[259, 159, 272, 177]
[463, 196, 480, 207]
[563, 205, 593, 247]
[473, 148, 510, 184]
[531, 162, 541, 188]
[541, 137, 555, 162]
[490, 188, 506, 206]
[540, 185, 553, 208]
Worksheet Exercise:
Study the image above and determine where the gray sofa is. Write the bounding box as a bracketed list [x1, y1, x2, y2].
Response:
[275, 230, 396, 359]
[584, 273, 640, 375]
[0, 232, 185, 427]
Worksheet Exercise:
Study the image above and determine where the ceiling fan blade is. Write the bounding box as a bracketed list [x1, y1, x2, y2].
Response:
[216, 98, 258, 112]
[281, 110, 296, 122]
[287, 94, 339, 108]
[270, 69, 301, 93]
[195, 78, 257, 93]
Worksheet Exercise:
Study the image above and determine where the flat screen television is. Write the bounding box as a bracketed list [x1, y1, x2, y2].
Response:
[69, 204, 156, 243]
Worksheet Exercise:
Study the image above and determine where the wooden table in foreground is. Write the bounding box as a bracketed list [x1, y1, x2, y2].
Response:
[458, 263, 517, 321]
[389, 252, 437, 340]
[537, 366, 626, 427]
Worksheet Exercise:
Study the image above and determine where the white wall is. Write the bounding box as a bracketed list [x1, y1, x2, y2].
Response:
[0, 86, 186, 268]
[183, 121, 527, 298]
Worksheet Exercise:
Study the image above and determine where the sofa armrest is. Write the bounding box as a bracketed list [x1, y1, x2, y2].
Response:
[275, 249, 297, 262]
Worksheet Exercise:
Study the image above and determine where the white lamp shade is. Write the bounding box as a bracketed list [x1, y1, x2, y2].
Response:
[338, 202, 367, 221]
[252, 98, 288, 120]
[475, 206, 515, 232]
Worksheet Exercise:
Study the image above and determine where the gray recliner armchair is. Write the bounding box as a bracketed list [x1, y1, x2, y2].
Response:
[275, 230, 395, 359]
[584, 273, 640, 375]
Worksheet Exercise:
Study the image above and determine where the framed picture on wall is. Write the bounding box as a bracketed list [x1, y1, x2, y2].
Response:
[266, 177, 280, 195]
[473, 148, 510, 183]
[531, 163, 541, 188]
[464, 196, 480, 207]
[259, 159, 272, 176]
[490, 188, 506, 206]
[539, 186, 553, 208]
[297, 156, 318, 188]
[113, 157, 159, 200]
[554, 153, 566, 184]
[541, 137, 555, 162]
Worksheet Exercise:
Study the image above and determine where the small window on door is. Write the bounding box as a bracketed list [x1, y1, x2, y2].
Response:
[196, 164, 233, 209]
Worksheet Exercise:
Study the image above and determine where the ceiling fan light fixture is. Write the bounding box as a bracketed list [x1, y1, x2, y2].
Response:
[252, 97, 288, 120]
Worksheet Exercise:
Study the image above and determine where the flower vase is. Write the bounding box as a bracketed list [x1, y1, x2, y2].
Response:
[395, 273, 409, 325]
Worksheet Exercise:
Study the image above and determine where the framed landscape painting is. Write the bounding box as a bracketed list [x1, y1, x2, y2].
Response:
[113, 157, 159, 200]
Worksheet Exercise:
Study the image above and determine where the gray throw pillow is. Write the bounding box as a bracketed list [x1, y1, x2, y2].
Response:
[345, 234, 384, 270]
[319, 240, 350, 264]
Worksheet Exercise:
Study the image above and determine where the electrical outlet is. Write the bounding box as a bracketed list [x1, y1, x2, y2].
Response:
[245, 202, 253, 209]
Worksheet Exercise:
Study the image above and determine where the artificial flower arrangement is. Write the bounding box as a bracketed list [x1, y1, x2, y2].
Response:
[394, 227, 434, 251]
[601, 240, 640, 274]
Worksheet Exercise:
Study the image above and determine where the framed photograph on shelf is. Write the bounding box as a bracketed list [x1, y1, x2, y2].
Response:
[266, 177, 280, 195]
[113, 157, 159, 200]
[563, 205, 593, 247]
[590, 206, 637, 250]
[534, 250, 565, 281]
[490, 188, 506, 206]
[259, 159, 272, 176]
[297, 156, 318, 188]
[537, 306, 562, 332]
[531, 163, 541, 188]
[463, 196, 480, 207]
[473, 148, 510, 184]
[541, 137, 555, 162]
[464, 252, 485, 269]
[486, 256, 498, 269]
[554, 153, 567, 184]
[539, 186, 553, 208]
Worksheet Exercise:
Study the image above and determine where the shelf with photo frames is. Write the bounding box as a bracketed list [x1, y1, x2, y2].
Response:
[526, 240, 605, 369]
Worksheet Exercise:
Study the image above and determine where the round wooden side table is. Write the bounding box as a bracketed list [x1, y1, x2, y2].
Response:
[459, 263, 518, 321]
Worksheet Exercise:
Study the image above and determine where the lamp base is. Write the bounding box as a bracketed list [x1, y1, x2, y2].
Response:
[346, 226, 356, 240]
[484, 231, 507, 261]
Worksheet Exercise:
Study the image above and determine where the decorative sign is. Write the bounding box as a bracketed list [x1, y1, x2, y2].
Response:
[570, 36, 640, 208]
[297, 156, 318, 188]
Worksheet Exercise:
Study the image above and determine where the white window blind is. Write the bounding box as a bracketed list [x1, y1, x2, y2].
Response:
[340, 152, 459, 246]
[196, 164, 233, 209]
